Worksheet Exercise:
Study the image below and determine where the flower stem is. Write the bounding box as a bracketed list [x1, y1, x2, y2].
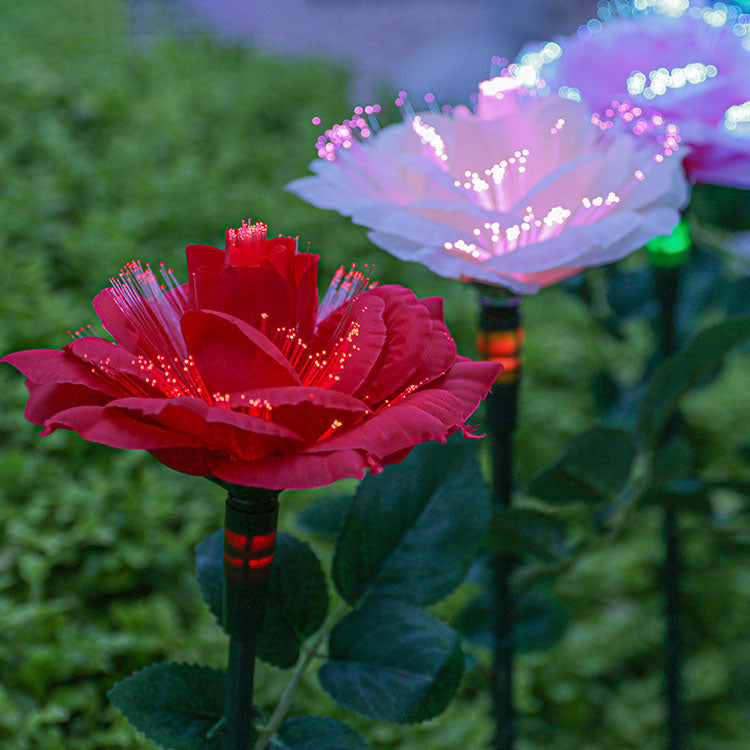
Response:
[225, 639, 257, 750]
[653, 261, 685, 750]
[222, 491, 280, 750]
[254, 602, 349, 750]
[478, 288, 522, 750]
[662, 501, 684, 750]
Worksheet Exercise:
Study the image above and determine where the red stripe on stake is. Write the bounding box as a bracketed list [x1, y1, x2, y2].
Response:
[251, 531, 276, 551]
[225, 529, 248, 550]
[249, 554, 274, 569]
[224, 553, 244, 567]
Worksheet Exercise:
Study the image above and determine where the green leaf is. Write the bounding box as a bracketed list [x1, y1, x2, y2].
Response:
[332, 440, 491, 606]
[108, 662, 225, 750]
[651, 436, 694, 488]
[485, 508, 568, 561]
[638, 317, 750, 445]
[194, 531, 328, 667]
[195, 530, 223, 625]
[640, 436, 722, 515]
[527, 426, 636, 505]
[319, 600, 464, 724]
[270, 716, 369, 749]
[257, 533, 329, 668]
[455, 589, 568, 654]
[295, 494, 352, 540]
[642, 476, 713, 515]
[514, 590, 569, 654]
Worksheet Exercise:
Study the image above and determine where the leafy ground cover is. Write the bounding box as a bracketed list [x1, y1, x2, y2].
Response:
[0, 1, 747, 748]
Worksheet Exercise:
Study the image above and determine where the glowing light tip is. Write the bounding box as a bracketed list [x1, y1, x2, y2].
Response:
[225, 219, 268, 252]
[411, 116, 448, 162]
[317, 263, 378, 323]
[724, 100, 750, 134]
[315, 105, 382, 160]
[627, 62, 718, 100]
[479, 75, 524, 99]
[591, 100, 681, 158]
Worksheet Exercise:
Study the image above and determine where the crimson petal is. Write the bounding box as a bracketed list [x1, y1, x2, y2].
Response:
[293, 253, 319, 342]
[306, 356, 500, 457]
[311, 294, 386, 395]
[2, 348, 120, 394]
[25, 381, 113, 425]
[108, 396, 304, 462]
[93, 289, 141, 352]
[181, 309, 301, 395]
[354, 285, 434, 405]
[41, 404, 203, 449]
[192, 266, 295, 332]
[209, 448, 371, 490]
[229, 386, 370, 442]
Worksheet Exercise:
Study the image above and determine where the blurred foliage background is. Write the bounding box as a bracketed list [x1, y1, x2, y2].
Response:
[0, 1, 747, 748]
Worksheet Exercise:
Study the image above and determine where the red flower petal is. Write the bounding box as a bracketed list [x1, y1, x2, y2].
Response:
[41, 404, 203, 449]
[262, 238, 298, 279]
[192, 265, 295, 333]
[2, 348, 119, 394]
[306, 356, 500, 458]
[186, 244, 225, 307]
[181, 309, 301, 394]
[229, 386, 370, 442]
[208, 448, 371, 490]
[3, 338, 154, 399]
[293, 253, 319, 342]
[353, 285, 434, 405]
[148, 446, 228, 477]
[65, 337, 148, 380]
[108, 396, 304, 461]
[25, 381, 113, 425]
[186, 244, 224, 277]
[311, 293, 387, 395]
[404, 312, 457, 388]
[93, 289, 141, 352]
[419, 296, 445, 322]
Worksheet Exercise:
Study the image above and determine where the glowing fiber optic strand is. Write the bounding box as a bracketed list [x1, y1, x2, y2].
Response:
[724, 100, 750, 134]
[314, 104, 382, 161]
[443, 193, 621, 263]
[626, 62, 718, 100]
[591, 100, 682, 161]
[512, 3, 750, 94]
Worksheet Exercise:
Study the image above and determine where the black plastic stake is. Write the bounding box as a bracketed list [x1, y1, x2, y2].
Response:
[648, 217, 691, 750]
[477, 288, 523, 750]
[223, 490, 279, 750]
[653, 262, 685, 750]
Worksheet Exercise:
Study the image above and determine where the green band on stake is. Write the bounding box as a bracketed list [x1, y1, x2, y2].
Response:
[647, 221, 691, 268]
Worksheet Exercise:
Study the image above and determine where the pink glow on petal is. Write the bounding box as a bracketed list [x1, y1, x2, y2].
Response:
[514, 2, 750, 187]
[288, 64, 689, 292]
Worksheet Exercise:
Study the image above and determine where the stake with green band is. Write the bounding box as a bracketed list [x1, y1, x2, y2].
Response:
[647, 220, 691, 750]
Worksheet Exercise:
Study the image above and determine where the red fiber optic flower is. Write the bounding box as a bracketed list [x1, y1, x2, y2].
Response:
[2, 221, 500, 489]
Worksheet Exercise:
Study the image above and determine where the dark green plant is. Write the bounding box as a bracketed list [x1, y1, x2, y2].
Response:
[108, 440, 491, 748]
[1, 1, 748, 748]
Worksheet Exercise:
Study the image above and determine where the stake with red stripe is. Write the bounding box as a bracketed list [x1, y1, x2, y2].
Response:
[221, 488, 280, 750]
